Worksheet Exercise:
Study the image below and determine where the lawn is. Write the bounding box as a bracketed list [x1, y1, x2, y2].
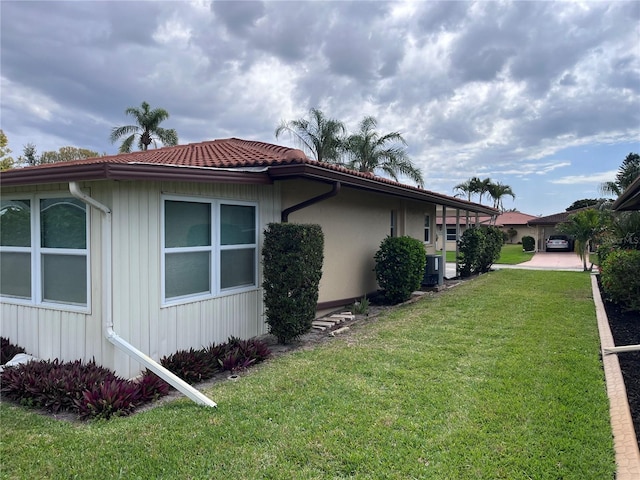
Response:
[0, 270, 614, 479]
[438, 243, 535, 264]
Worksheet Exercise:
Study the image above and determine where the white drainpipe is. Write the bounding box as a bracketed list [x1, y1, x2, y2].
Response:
[69, 182, 216, 407]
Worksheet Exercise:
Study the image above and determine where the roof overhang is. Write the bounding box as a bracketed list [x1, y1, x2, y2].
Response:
[0, 163, 272, 187]
[268, 163, 499, 215]
[611, 176, 640, 211]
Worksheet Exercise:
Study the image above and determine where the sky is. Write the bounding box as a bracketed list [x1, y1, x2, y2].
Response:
[1, 0, 639, 217]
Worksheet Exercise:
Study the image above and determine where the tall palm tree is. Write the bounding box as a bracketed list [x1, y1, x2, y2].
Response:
[453, 176, 482, 202]
[274, 108, 345, 163]
[110, 101, 178, 153]
[344, 116, 424, 187]
[558, 209, 604, 272]
[487, 181, 516, 211]
[476, 177, 492, 205]
[600, 152, 640, 196]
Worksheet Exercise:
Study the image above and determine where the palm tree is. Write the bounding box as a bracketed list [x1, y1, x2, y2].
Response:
[274, 108, 345, 163]
[110, 101, 178, 153]
[487, 181, 516, 211]
[476, 177, 492, 205]
[453, 177, 482, 202]
[600, 152, 640, 196]
[343, 116, 424, 187]
[558, 209, 604, 271]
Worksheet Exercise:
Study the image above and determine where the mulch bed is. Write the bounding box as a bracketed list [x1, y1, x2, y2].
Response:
[599, 280, 640, 445]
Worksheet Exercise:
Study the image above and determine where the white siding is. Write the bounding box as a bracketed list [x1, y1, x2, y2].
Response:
[1, 180, 279, 378]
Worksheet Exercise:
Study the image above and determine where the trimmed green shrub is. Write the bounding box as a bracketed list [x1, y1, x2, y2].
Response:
[600, 249, 640, 312]
[374, 236, 426, 304]
[522, 235, 535, 252]
[262, 223, 324, 343]
[458, 226, 503, 277]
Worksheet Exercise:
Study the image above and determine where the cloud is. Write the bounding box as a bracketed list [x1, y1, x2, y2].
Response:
[551, 170, 618, 185]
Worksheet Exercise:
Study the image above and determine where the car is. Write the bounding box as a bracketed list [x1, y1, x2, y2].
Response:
[546, 234, 571, 251]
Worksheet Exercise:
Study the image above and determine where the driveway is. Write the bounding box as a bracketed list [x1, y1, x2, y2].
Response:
[445, 251, 585, 278]
[511, 251, 585, 271]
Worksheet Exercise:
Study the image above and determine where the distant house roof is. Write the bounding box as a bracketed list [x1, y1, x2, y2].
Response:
[1, 138, 499, 216]
[436, 211, 537, 227]
[612, 175, 640, 211]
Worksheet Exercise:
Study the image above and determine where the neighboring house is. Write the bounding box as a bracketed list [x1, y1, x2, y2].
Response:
[528, 210, 578, 251]
[436, 211, 538, 250]
[0, 138, 497, 379]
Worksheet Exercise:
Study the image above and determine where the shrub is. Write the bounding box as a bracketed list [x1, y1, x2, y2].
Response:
[161, 348, 217, 384]
[458, 226, 503, 277]
[374, 236, 426, 304]
[137, 370, 171, 402]
[0, 359, 118, 414]
[262, 223, 324, 343]
[522, 235, 535, 252]
[76, 378, 141, 420]
[600, 249, 640, 312]
[1, 337, 26, 365]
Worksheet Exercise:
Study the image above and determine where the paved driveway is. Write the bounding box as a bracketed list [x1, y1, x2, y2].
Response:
[445, 251, 586, 278]
[513, 251, 585, 271]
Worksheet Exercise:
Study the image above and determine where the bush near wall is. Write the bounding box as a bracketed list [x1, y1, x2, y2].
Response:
[374, 236, 426, 305]
[600, 249, 640, 312]
[522, 235, 535, 252]
[262, 223, 324, 344]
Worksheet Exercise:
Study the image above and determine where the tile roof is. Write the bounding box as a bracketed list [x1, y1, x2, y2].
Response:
[496, 211, 539, 225]
[1, 138, 500, 216]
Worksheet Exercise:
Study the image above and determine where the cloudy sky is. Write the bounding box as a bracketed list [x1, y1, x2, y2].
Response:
[1, 0, 639, 216]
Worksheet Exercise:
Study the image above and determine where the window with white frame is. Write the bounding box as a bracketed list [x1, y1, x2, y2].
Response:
[0, 196, 89, 308]
[446, 227, 457, 241]
[424, 214, 431, 243]
[162, 197, 257, 304]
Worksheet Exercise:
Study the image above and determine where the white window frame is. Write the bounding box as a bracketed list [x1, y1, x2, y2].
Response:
[390, 210, 397, 237]
[0, 193, 91, 312]
[446, 227, 457, 242]
[161, 195, 259, 307]
[424, 214, 431, 243]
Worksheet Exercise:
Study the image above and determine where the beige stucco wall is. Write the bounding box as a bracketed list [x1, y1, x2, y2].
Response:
[280, 179, 436, 305]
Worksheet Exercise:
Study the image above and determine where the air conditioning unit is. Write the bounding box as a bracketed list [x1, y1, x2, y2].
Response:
[422, 254, 444, 287]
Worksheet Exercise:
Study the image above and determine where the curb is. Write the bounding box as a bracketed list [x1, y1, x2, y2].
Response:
[591, 274, 640, 479]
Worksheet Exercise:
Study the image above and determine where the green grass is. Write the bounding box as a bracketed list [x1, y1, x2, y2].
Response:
[496, 243, 536, 264]
[438, 244, 534, 264]
[0, 270, 614, 479]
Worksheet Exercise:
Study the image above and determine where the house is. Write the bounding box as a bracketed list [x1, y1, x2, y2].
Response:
[528, 210, 580, 251]
[0, 138, 497, 381]
[436, 210, 538, 250]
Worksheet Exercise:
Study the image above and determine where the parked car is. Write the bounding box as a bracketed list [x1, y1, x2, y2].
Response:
[546, 235, 571, 251]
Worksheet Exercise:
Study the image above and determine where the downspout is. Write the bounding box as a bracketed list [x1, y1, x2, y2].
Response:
[69, 182, 216, 407]
[281, 181, 341, 222]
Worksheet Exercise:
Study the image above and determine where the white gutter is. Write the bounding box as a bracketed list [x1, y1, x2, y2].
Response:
[603, 345, 640, 355]
[69, 182, 216, 407]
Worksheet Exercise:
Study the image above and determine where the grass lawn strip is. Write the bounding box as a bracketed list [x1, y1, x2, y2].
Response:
[0, 270, 615, 479]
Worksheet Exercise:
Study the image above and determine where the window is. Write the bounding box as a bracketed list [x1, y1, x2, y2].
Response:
[162, 197, 257, 304]
[446, 227, 457, 242]
[390, 210, 397, 237]
[0, 196, 89, 308]
[424, 215, 431, 243]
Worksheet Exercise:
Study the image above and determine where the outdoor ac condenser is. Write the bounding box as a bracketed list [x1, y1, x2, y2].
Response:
[422, 254, 444, 287]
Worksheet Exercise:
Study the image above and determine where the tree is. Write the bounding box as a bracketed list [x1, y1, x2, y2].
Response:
[453, 176, 482, 202]
[566, 198, 609, 211]
[0, 130, 15, 171]
[487, 181, 515, 211]
[343, 116, 424, 187]
[110, 101, 178, 153]
[558, 209, 605, 272]
[600, 152, 640, 196]
[274, 108, 345, 163]
[476, 177, 492, 205]
[18, 145, 99, 166]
